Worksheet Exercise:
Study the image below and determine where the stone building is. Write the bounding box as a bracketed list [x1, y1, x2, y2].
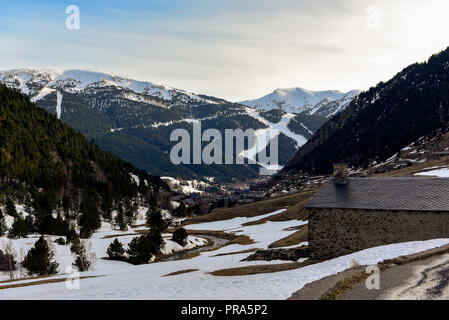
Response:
[305, 172, 449, 259]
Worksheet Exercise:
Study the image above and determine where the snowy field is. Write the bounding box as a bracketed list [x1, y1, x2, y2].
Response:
[1, 208, 449, 300]
[415, 166, 449, 177]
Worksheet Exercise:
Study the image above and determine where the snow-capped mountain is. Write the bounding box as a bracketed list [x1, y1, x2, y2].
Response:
[0, 68, 355, 182]
[282, 46, 449, 176]
[0, 68, 221, 115]
[239, 88, 360, 117]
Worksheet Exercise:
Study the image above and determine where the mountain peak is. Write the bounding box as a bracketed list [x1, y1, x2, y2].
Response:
[239, 87, 360, 116]
[0, 68, 218, 104]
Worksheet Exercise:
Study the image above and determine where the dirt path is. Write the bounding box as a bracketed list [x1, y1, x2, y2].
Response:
[289, 244, 449, 300]
[347, 253, 449, 300]
[341, 254, 449, 300]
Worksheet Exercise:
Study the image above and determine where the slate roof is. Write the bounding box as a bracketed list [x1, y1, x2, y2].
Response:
[305, 177, 449, 212]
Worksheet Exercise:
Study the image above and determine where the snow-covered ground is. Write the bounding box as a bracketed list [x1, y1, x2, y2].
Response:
[239, 87, 359, 115]
[1, 208, 449, 300]
[161, 176, 211, 195]
[415, 166, 449, 177]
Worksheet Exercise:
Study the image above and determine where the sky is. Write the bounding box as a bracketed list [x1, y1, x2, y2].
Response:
[1, 0, 449, 101]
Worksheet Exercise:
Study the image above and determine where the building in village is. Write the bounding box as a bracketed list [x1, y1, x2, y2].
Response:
[305, 164, 449, 259]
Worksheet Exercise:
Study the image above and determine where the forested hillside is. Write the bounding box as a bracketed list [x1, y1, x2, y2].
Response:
[0, 84, 166, 237]
[0, 69, 353, 182]
[282, 47, 449, 175]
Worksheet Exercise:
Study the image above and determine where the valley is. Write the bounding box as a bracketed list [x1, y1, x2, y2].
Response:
[0, 68, 358, 182]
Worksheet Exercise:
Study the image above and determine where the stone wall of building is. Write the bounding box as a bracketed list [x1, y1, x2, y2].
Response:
[308, 208, 449, 259]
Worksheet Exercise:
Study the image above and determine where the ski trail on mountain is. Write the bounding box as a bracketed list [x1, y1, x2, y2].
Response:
[56, 91, 63, 119]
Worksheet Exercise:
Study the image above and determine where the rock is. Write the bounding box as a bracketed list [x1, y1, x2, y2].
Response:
[242, 246, 309, 262]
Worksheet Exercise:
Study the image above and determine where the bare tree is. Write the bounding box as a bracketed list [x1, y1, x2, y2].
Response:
[73, 239, 96, 272]
[2, 240, 18, 280]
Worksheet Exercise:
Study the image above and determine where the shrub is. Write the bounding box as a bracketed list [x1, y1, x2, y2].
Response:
[55, 237, 66, 245]
[22, 235, 59, 276]
[172, 228, 188, 246]
[107, 239, 125, 260]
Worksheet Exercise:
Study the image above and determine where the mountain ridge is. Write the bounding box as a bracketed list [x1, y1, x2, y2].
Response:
[0, 68, 358, 182]
[239, 87, 360, 117]
[0, 83, 166, 237]
[282, 46, 449, 175]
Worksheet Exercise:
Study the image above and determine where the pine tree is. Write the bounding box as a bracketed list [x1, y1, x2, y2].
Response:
[106, 239, 125, 260]
[0, 209, 6, 236]
[70, 234, 82, 255]
[8, 216, 28, 239]
[66, 229, 77, 243]
[124, 198, 138, 226]
[79, 192, 101, 238]
[172, 228, 188, 246]
[126, 235, 152, 265]
[175, 202, 187, 217]
[146, 208, 169, 233]
[114, 208, 127, 231]
[5, 198, 17, 217]
[22, 235, 59, 276]
[146, 228, 164, 255]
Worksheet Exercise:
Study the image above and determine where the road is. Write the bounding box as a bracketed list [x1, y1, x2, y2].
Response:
[342, 253, 449, 300]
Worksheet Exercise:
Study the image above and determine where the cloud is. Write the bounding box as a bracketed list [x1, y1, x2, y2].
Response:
[1, 0, 449, 101]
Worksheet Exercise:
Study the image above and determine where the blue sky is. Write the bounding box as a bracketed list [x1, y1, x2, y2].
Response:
[1, 0, 449, 101]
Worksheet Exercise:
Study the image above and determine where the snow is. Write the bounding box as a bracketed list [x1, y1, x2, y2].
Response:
[171, 201, 180, 209]
[56, 91, 63, 119]
[30, 87, 55, 103]
[243, 108, 307, 169]
[129, 173, 140, 186]
[0, 68, 217, 105]
[0, 221, 207, 281]
[415, 167, 449, 177]
[187, 209, 287, 231]
[239, 88, 359, 115]
[161, 177, 210, 195]
[1, 206, 449, 300]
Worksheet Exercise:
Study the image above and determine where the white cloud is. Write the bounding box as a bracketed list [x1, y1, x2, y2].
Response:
[1, 0, 449, 101]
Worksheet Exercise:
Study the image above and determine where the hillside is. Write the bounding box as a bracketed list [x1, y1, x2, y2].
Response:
[0, 69, 356, 182]
[0, 84, 166, 237]
[239, 88, 359, 117]
[282, 47, 449, 175]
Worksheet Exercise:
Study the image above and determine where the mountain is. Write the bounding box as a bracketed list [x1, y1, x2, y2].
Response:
[239, 88, 360, 117]
[0, 83, 166, 237]
[0, 69, 356, 182]
[282, 47, 449, 175]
